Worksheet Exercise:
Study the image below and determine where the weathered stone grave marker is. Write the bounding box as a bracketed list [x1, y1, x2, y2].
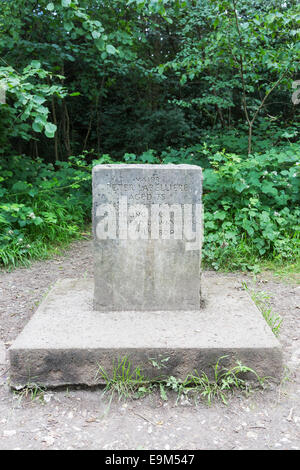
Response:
[93, 164, 202, 311]
[9, 164, 282, 388]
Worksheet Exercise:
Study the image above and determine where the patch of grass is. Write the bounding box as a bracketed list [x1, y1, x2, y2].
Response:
[0, 226, 91, 270]
[259, 259, 300, 285]
[0, 238, 65, 269]
[0, 225, 92, 272]
[96, 356, 267, 406]
[13, 382, 46, 403]
[243, 282, 282, 336]
[96, 357, 154, 402]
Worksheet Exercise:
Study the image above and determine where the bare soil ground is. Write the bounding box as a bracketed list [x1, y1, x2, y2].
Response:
[0, 240, 299, 450]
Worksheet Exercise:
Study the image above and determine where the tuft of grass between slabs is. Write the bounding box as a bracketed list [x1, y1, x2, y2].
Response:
[242, 282, 282, 337]
[96, 356, 267, 406]
[13, 382, 46, 403]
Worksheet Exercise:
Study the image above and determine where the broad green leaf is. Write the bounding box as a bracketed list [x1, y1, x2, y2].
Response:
[32, 120, 44, 133]
[106, 44, 117, 55]
[92, 30, 101, 39]
[44, 122, 57, 138]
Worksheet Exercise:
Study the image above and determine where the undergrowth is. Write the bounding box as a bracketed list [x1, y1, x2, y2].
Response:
[0, 154, 92, 267]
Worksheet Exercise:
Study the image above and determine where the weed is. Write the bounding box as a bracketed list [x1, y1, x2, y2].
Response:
[162, 356, 266, 406]
[149, 356, 170, 370]
[96, 356, 266, 406]
[243, 282, 282, 336]
[13, 382, 46, 403]
[96, 357, 153, 402]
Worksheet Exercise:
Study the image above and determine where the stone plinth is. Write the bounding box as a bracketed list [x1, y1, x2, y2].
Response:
[9, 277, 282, 388]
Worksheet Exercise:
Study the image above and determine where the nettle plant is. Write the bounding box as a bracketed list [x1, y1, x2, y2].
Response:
[100, 143, 299, 271]
[203, 144, 300, 270]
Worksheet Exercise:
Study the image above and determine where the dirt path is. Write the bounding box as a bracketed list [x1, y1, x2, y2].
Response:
[0, 241, 299, 450]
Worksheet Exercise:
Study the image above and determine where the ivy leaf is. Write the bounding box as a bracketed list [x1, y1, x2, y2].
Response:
[261, 181, 278, 196]
[214, 210, 226, 221]
[30, 60, 41, 69]
[234, 181, 248, 193]
[64, 22, 73, 32]
[33, 95, 46, 105]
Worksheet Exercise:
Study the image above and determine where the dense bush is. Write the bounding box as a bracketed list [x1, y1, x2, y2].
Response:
[1, 1, 299, 161]
[202, 145, 300, 271]
[0, 154, 91, 265]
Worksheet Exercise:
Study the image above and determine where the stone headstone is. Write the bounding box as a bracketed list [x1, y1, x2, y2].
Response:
[92, 164, 203, 311]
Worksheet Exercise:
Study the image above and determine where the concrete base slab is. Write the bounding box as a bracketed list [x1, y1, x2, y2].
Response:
[9, 278, 282, 388]
[0, 340, 6, 365]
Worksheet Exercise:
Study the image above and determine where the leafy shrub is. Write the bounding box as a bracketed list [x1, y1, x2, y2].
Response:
[202, 144, 299, 270]
[197, 119, 299, 156]
[0, 154, 92, 266]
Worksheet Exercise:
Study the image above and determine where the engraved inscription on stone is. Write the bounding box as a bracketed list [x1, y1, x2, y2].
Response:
[93, 164, 202, 312]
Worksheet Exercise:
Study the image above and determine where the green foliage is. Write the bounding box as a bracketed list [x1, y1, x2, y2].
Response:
[159, 0, 300, 153]
[198, 119, 300, 156]
[0, 154, 92, 266]
[1, 142, 299, 270]
[0, 61, 67, 152]
[202, 143, 300, 271]
[1, 0, 299, 160]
